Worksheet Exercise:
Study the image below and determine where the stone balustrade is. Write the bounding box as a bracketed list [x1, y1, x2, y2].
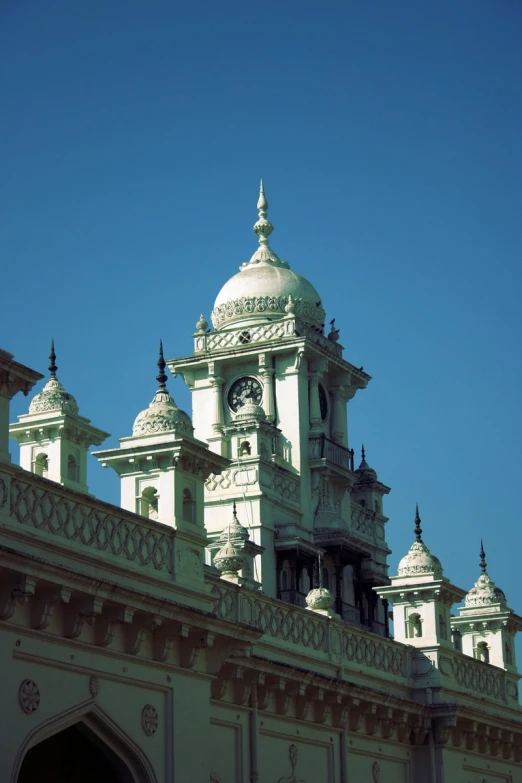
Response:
[210, 579, 409, 686]
[0, 462, 174, 578]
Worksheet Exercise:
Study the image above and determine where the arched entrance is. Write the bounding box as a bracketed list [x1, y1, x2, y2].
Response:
[12, 705, 157, 783]
[18, 723, 132, 783]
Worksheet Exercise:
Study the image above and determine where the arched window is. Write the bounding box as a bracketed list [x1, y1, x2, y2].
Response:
[67, 455, 78, 482]
[140, 487, 158, 520]
[239, 440, 251, 456]
[34, 453, 49, 478]
[505, 642, 513, 665]
[408, 613, 422, 638]
[182, 488, 196, 523]
[438, 613, 447, 640]
[279, 560, 291, 594]
[477, 641, 489, 663]
[374, 499, 380, 513]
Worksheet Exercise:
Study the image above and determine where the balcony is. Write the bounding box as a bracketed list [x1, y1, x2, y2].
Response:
[309, 434, 354, 471]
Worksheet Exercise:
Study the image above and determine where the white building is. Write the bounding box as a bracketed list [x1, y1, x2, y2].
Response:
[1, 184, 521, 782]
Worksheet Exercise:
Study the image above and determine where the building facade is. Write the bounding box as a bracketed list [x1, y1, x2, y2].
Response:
[0, 185, 521, 782]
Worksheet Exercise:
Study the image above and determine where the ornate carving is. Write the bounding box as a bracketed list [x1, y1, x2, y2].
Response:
[141, 704, 158, 736]
[277, 743, 305, 783]
[29, 376, 79, 415]
[212, 294, 325, 331]
[10, 477, 173, 573]
[88, 675, 100, 698]
[19, 679, 40, 714]
[372, 761, 381, 782]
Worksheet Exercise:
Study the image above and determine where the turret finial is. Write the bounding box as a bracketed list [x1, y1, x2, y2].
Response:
[156, 340, 168, 390]
[49, 339, 57, 378]
[479, 539, 487, 573]
[361, 444, 366, 462]
[414, 503, 423, 542]
[233, 500, 237, 519]
[253, 179, 274, 246]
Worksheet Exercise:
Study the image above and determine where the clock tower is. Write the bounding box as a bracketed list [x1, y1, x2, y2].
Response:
[168, 183, 391, 632]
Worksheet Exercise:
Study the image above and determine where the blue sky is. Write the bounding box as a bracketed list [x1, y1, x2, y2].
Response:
[2, 1, 521, 655]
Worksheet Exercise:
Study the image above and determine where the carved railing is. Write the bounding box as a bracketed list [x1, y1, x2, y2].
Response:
[309, 434, 354, 471]
[0, 466, 174, 576]
[194, 317, 342, 358]
[452, 653, 506, 701]
[210, 580, 409, 683]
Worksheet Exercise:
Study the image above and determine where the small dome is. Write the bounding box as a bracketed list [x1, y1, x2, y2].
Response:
[211, 181, 325, 331]
[464, 572, 507, 609]
[354, 447, 378, 483]
[132, 389, 193, 437]
[233, 400, 266, 422]
[219, 504, 250, 544]
[398, 540, 443, 579]
[29, 376, 79, 416]
[306, 587, 335, 611]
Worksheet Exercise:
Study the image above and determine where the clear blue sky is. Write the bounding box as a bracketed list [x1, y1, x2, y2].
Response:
[2, 1, 521, 654]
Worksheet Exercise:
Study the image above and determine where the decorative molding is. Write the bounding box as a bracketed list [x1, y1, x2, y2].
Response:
[141, 704, 158, 736]
[19, 679, 40, 714]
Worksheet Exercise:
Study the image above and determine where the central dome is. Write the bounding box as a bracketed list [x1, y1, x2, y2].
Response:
[211, 182, 325, 331]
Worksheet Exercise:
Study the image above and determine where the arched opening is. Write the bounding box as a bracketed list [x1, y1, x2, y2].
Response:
[408, 612, 423, 638]
[477, 641, 490, 663]
[67, 454, 78, 482]
[239, 440, 251, 456]
[438, 613, 447, 640]
[140, 487, 158, 520]
[33, 453, 48, 478]
[17, 723, 133, 783]
[182, 488, 196, 523]
[321, 566, 330, 591]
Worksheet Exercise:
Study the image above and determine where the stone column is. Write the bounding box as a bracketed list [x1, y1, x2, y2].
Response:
[260, 367, 275, 422]
[210, 376, 224, 433]
[309, 372, 322, 432]
[330, 386, 346, 445]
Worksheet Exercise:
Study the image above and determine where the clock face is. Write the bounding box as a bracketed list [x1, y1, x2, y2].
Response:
[227, 376, 263, 412]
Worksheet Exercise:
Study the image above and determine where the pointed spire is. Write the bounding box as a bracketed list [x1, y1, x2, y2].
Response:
[414, 503, 423, 542]
[156, 340, 168, 390]
[253, 179, 274, 247]
[49, 339, 57, 378]
[233, 500, 237, 519]
[257, 178, 268, 212]
[361, 444, 366, 462]
[479, 539, 487, 573]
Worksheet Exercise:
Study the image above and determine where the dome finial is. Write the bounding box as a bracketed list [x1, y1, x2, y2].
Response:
[414, 503, 423, 542]
[49, 339, 57, 378]
[156, 340, 168, 390]
[480, 539, 487, 573]
[361, 444, 366, 462]
[253, 179, 274, 246]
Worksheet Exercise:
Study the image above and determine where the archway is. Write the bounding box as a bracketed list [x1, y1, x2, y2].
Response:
[12, 704, 157, 783]
[18, 723, 131, 783]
